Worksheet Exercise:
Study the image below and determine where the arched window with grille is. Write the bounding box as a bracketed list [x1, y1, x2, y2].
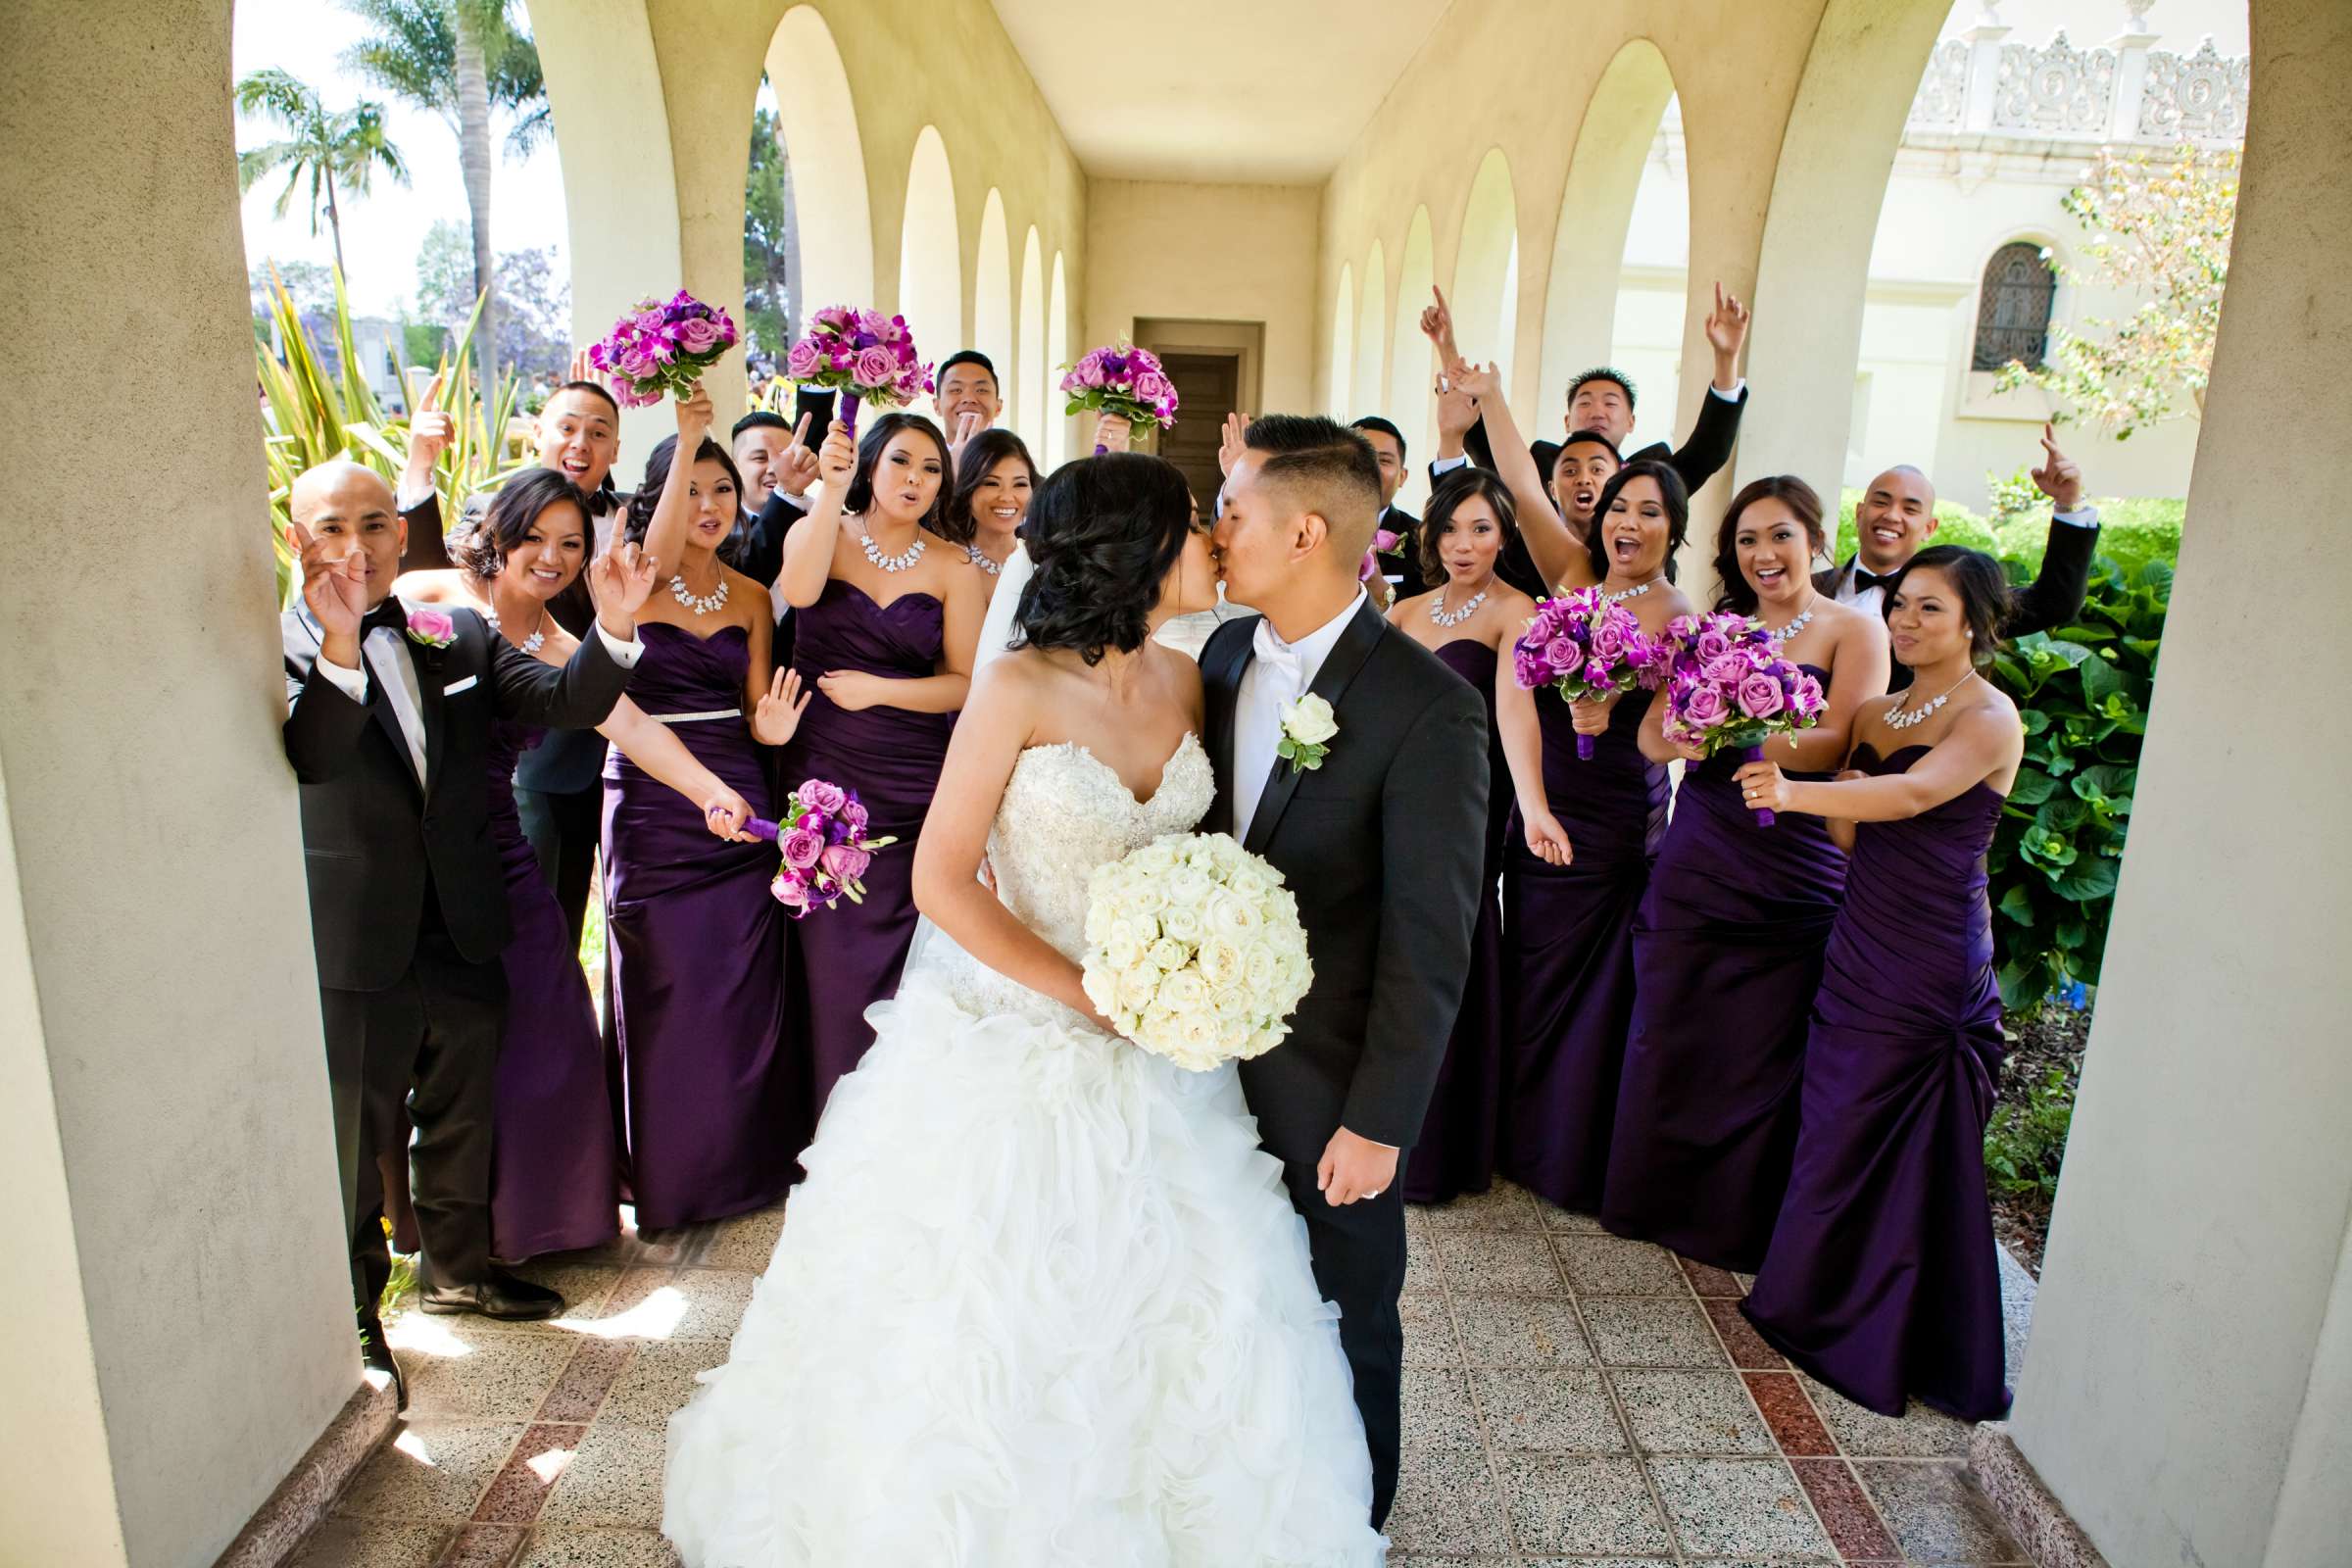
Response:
[1972, 241, 2057, 371]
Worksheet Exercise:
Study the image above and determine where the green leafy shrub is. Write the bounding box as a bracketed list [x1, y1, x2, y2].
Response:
[1984, 1063, 2077, 1205]
[1984, 555, 2170, 1008]
[1834, 483, 2182, 579]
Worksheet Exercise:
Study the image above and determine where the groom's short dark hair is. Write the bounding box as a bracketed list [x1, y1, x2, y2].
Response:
[1244, 415, 1382, 557]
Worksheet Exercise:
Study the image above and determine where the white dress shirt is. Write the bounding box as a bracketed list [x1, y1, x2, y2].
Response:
[1234, 589, 1366, 841]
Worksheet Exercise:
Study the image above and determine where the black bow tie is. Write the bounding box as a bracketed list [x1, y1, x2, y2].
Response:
[361, 599, 409, 635]
[1850, 565, 1899, 593]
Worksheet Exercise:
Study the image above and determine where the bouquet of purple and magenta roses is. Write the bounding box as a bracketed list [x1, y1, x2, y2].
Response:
[1511, 588, 1670, 761]
[748, 777, 900, 919]
[588, 290, 739, 409]
[1655, 611, 1827, 827]
[784, 305, 932, 437]
[1059, 341, 1179, 453]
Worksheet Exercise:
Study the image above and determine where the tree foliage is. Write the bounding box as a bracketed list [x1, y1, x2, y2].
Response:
[743, 103, 800, 364]
[337, 0, 546, 152]
[1994, 142, 2237, 438]
[234, 68, 411, 281]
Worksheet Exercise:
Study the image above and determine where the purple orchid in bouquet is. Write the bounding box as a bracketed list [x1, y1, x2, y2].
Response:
[1655, 611, 1828, 827]
[1059, 341, 1180, 453]
[587, 290, 740, 409]
[784, 305, 933, 438]
[746, 776, 900, 919]
[1511, 587, 1670, 761]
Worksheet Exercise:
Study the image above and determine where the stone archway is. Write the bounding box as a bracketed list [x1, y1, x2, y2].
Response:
[1354, 237, 1389, 418]
[1451, 147, 1522, 399]
[1046, 250, 1070, 466]
[897, 125, 963, 363]
[1016, 223, 1047, 440]
[972, 187, 1013, 391]
[1328, 263, 1355, 416]
[760, 5, 875, 320]
[1389, 205, 1437, 508]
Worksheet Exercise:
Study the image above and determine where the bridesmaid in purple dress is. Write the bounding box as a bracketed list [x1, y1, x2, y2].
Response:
[1494, 458, 1691, 1211]
[395, 465, 781, 1255]
[1734, 547, 2024, 1421]
[613, 386, 811, 1228]
[774, 413, 987, 1157]
[1383, 469, 1547, 1202]
[1601, 477, 1887, 1269]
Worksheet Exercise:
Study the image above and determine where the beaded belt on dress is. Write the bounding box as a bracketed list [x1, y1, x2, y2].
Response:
[649, 708, 741, 724]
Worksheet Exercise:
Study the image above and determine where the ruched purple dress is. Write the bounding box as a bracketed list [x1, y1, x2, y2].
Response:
[1601, 665, 1846, 1270]
[601, 623, 794, 1229]
[1402, 639, 1508, 1203]
[1742, 744, 2010, 1421]
[778, 579, 954, 1159]
[1501, 689, 1668, 1211]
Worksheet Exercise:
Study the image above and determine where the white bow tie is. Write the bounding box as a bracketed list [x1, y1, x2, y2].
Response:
[1252, 618, 1308, 693]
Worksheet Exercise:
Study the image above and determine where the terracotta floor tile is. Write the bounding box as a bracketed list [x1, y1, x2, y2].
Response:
[1790, 1457, 1902, 1561]
[1744, 1370, 1837, 1456]
[534, 1340, 635, 1425]
[1703, 1297, 1789, 1370]
[1679, 1255, 1747, 1298]
[470, 1424, 587, 1525]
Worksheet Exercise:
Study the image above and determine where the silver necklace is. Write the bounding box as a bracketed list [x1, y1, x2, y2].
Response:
[1885, 669, 1977, 731]
[861, 527, 926, 574]
[669, 571, 729, 615]
[483, 605, 546, 655]
[1429, 583, 1489, 628]
[1765, 601, 1817, 644]
[1606, 577, 1662, 604]
[964, 543, 1003, 577]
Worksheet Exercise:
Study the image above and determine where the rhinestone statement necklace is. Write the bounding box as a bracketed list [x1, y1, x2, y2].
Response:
[1885, 670, 1978, 730]
[964, 543, 1003, 577]
[483, 607, 546, 655]
[862, 528, 927, 573]
[1766, 605, 1817, 644]
[669, 572, 729, 615]
[1606, 578, 1662, 604]
[1429, 584, 1490, 628]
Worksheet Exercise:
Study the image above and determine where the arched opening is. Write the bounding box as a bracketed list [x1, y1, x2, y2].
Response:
[897, 125, 962, 363]
[1329, 263, 1355, 416]
[760, 5, 872, 323]
[972, 188, 1013, 392]
[1016, 223, 1046, 440]
[1046, 249, 1070, 467]
[1354, 237, 1388, 417]
[1389, 206, 1436, 509]
[1451, 148, 1521, 397]
[1540, 39, 1677, 452]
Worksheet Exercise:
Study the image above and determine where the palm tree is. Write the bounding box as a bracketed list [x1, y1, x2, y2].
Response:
[235, 69, 412, 284]
[339, 0, 549, 395]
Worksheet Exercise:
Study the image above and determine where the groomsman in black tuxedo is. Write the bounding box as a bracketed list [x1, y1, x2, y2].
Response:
[282, 462, 654, 1395]
[1818, 423, 2100, 690]
[395, 373, 629, 951]
[1348, 416, 1431, 602]
[1202, 416, 1489, 1527]
[1421, 281, 1753, 500]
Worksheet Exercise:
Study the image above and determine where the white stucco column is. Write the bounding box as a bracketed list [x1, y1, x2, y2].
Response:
[2004, 4, 2352, 1565]
[0, 1, 359, 1563]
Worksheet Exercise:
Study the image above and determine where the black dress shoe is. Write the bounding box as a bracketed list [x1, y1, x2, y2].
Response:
[418, 1268, 564, 1321]
[360, 1325, 408, 1410]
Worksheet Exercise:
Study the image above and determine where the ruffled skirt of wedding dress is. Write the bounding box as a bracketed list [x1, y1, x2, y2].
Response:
[662, 940, 1386, 1567]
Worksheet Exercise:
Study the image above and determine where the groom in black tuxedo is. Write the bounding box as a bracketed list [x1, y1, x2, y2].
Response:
[282, 462, 652, 1394]
[1201, 416, 1490, 1526]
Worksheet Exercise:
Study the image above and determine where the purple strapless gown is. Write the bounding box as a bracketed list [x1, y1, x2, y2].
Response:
[1601, 665, 1846, 1270]
[1403, 639, 1508, 1203]
[486, 719, 621, 1258]
[601, 623, 794, 1229]
[1743, 744, 2010, 1421]
[778, 579, 953, 1158]
[1500, 688, 1667, 1210]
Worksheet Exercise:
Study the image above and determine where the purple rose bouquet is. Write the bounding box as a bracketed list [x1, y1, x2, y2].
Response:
[746, 777, 900, 919]
[1512, 588, 1670, 761]
[784, 305, 932, 437]
[1059, 341, 1179, 453]
[587, 290, 740, 409]
[1655, 611, 1828, 827]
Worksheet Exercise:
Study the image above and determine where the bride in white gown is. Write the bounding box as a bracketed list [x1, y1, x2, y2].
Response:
[663, 452, 1385, 1566]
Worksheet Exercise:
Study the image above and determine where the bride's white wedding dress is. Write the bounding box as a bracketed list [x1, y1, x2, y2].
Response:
[663, 733, 1385, 1566]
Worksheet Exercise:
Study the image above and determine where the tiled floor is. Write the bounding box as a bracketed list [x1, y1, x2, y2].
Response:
[292, 1180, 2032, 1566]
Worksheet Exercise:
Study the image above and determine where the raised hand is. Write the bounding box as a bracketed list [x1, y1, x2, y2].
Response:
[2030, 422, 2083, 512]
[408, 372, 453, 466]
[292, 519, 368, 638]
[816, 418, 858, 487]
[590, 539, 661, 635]
[1434, 370, 1479, 443]
[1520, 805, 1574, 867]
[1704, 282, 1751, 375]
[1419, 285, 1459, 362]
[566, 346, 612, 396]
[947, 410, 982, 460]
[751, 667, 814, 746]
[701, 784, 755, 841]
[1217, 410, 1252, 477]
[1093, 412, 1132, 454]
[776, 411, 821, 499]
[675, 379, 715, 449]
[1450, 358, 1503, 406]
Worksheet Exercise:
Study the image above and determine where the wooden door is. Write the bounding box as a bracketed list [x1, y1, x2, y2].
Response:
[1156, 352, 1240, 509]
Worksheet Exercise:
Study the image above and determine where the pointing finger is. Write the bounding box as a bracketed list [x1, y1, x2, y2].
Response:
[420, 371, 445, 413]
[790, 411, 812, 446]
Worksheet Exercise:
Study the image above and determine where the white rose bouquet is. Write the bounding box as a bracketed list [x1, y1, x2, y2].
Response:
[1080, 832, 1313, 1071]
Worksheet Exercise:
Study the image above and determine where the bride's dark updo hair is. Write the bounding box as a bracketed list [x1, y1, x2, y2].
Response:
[1013, 453, 1196, 665]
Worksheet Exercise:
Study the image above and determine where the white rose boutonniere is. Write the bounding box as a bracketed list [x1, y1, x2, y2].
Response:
[1277, 693, 1339, 773]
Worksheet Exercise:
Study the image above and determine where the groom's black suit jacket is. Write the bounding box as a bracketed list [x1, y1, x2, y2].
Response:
[1201, 600, 1490, 1166]
[282, 602, 632, 992]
